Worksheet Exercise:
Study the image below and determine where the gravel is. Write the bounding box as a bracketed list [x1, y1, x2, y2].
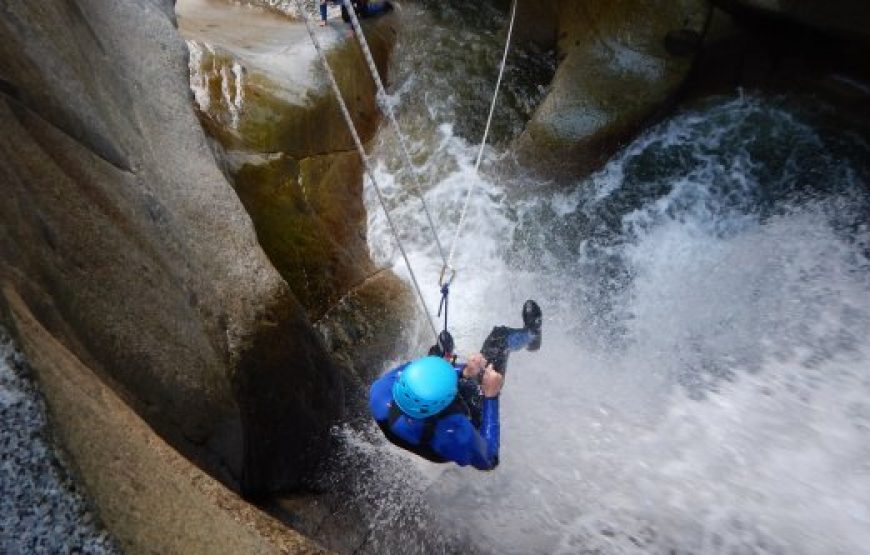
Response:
[0, 329, 121, 554]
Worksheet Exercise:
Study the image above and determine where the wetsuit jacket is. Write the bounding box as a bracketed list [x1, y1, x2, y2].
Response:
[369, 363, 500, 470]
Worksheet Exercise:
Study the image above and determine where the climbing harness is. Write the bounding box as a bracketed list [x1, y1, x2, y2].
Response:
[295, 0, 517, 340]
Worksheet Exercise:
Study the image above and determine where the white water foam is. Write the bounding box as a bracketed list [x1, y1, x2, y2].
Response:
[460, 206, 870, 554]
[355, 90, 870, 554]
[187, 40, 213, 112]
[366, 121, 528, 350]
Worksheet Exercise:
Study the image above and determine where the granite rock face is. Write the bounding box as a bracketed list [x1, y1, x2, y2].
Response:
[513, 0, 711, 181]
[511, 0, 870, 182]
[2, 291, 328, 555]
[0, 0, 342, 499]
[180, 0, 419, 387]
[0, 332, 121, 554]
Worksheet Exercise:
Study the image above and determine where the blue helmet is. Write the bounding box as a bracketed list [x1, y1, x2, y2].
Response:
[392, 356, 458, 419]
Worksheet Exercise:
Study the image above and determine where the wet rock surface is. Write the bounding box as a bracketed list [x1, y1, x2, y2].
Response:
[511, 0, 870, 182]
[2, 293, 329, 554]
[315, 269, 421, 392]
[686, 5, 870, 134]
[0, 0, 342, 515]
[513, 0, 711, 181]
[179, 0, 419, 381]
[271, 424, 485, 555]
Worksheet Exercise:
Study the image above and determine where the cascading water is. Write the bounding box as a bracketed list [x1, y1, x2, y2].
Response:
[320, 2, 870, 554]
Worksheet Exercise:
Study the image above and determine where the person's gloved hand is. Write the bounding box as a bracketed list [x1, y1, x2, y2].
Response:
[464, 352, 487, 380]
[481, 364, 504, 398]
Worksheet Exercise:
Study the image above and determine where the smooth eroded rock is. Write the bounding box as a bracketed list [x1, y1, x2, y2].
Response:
[180, 0, 417, 382]
[2, 287, 329, 555]
[0, 0, 343, 498]
[513, 0, 710, 181]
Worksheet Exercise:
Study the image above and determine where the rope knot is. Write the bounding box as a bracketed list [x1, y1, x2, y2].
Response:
[437, 283, 449, 317]
[437, 283, 449, 333]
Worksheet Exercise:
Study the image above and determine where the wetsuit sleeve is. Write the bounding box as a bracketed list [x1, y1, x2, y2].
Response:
[480, 397, 500, 465]
[369, 365, 404, 421]
[429, 397, 500, 470]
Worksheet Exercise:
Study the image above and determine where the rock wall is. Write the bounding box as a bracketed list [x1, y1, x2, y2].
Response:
[0, 0, 342, 499]
[181, 2, 420, 390]
[682, 3, 870, 135]
[195, 31, 391, 321]
[513, 0, 711, 181]
[2, 287, 329, 554]
[511, 0, 870, 182]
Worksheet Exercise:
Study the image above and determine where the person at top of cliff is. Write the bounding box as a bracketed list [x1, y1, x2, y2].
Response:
[369, 300, 542, 470]
[340, 0, 393, 23]
[319, 0, 328, 26]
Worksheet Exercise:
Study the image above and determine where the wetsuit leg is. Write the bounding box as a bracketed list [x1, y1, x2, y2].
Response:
[365, 1, 392, 15]
[455, 326, 530, 428]
[480, 326, 533, 376]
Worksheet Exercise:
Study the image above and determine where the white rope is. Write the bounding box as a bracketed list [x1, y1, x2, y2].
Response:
[292, 0, 439, 337]
[341, 0, 450, 273]
[446, 0, 517, 272]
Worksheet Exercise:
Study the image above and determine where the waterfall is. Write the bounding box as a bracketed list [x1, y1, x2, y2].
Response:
[329, 3, 870, 553]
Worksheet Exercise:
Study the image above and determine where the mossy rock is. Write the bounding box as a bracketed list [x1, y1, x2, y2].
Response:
[315, 269, 423, 393]
[197, 14, 418, 385]
[191, 19, 396, 158]
[231, 151, 374, 321]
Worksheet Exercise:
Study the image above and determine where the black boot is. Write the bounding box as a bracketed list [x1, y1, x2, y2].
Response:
[522, 300, 542, 351]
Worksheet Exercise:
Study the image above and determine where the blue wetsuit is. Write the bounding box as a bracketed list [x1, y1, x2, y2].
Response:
[370, 363, 500, 469]
[341, 1, 392, 22]
[369, 326, 532, 470]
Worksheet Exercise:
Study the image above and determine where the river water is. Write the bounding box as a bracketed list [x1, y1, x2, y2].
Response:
[323, 1, 870, 554]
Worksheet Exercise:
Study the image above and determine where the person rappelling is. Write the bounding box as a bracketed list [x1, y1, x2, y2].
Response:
[368, 300, 542, 469]
[294, 0, 525, 469]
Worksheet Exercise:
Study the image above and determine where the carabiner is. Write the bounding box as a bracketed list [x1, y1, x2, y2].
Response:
[438, 264, 456, 287]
